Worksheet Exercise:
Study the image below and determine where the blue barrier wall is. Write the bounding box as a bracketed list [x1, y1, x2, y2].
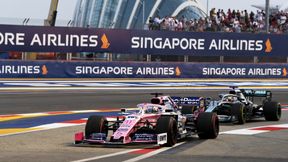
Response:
[0, 24, 286, 56]
[0, 61, 287, 79]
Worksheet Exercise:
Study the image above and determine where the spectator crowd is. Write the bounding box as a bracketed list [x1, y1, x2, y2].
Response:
[148, 8, 288, 34]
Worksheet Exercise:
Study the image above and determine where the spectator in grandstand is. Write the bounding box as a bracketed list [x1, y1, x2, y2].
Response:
[148, 8, 288, 34]
[148, 17, 154, 30]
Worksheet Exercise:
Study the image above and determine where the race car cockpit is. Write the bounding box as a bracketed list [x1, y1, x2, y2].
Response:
[137, 104, 162, 114]
[229, 89, 249, 104]
[221, 94, 238, 103]
[144, 105, 159, 114]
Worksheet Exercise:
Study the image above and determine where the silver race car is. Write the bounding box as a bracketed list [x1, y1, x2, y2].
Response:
[205, 87, 281, 124]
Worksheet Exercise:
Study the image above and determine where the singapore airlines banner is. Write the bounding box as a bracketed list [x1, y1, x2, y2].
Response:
[0, 24, 285, 56]
[0, 61, 287, 78]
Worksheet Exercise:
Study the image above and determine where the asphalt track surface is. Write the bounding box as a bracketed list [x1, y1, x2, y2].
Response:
[0, 89, 287, 162]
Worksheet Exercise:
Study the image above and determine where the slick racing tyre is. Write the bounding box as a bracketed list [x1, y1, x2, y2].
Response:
[197, 112, 219, 139]
[232, 103, 246, 124]
[156, 116, 178, 147]
[85, 115, 108, 139]
[263, 101, 281, 121]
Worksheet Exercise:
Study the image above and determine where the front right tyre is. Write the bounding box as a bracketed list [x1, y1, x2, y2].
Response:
[155, 116, 178, 147]
[85, 115, 108, 139]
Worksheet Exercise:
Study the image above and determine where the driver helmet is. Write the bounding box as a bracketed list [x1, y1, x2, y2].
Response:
[227, 96, 233, 102]
[145, 106, 158, 113]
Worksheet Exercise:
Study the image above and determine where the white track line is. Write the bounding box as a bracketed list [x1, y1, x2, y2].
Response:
[70, 149, 142, 162]
[122, 123, 288, 162]
[122, 142, 185, 162]
[220, 123, 288, 135]
[73, 122, 288, 162]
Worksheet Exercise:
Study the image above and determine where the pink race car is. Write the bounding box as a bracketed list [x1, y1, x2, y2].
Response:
[74, 94, 219, 146]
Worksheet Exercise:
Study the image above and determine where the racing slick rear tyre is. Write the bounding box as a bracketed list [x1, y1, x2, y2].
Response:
[232, 103, 246, 124]
[85, 115, 108, 139]
[263, 101, 281, 121]
[197, 112, 219, 139]
[156, 116, 178, 147]
[181, 105, 196, 114]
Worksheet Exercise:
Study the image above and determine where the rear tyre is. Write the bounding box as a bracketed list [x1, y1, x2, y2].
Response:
[197, 112, 219, 139]
[85, 115, 108, 139]
[263, 101, 281, 121]
[232, 103, 246, 124]
[155, 116, 178, 147]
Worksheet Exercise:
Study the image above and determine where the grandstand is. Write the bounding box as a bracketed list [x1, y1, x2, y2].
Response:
[70, 0, 287, 63]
